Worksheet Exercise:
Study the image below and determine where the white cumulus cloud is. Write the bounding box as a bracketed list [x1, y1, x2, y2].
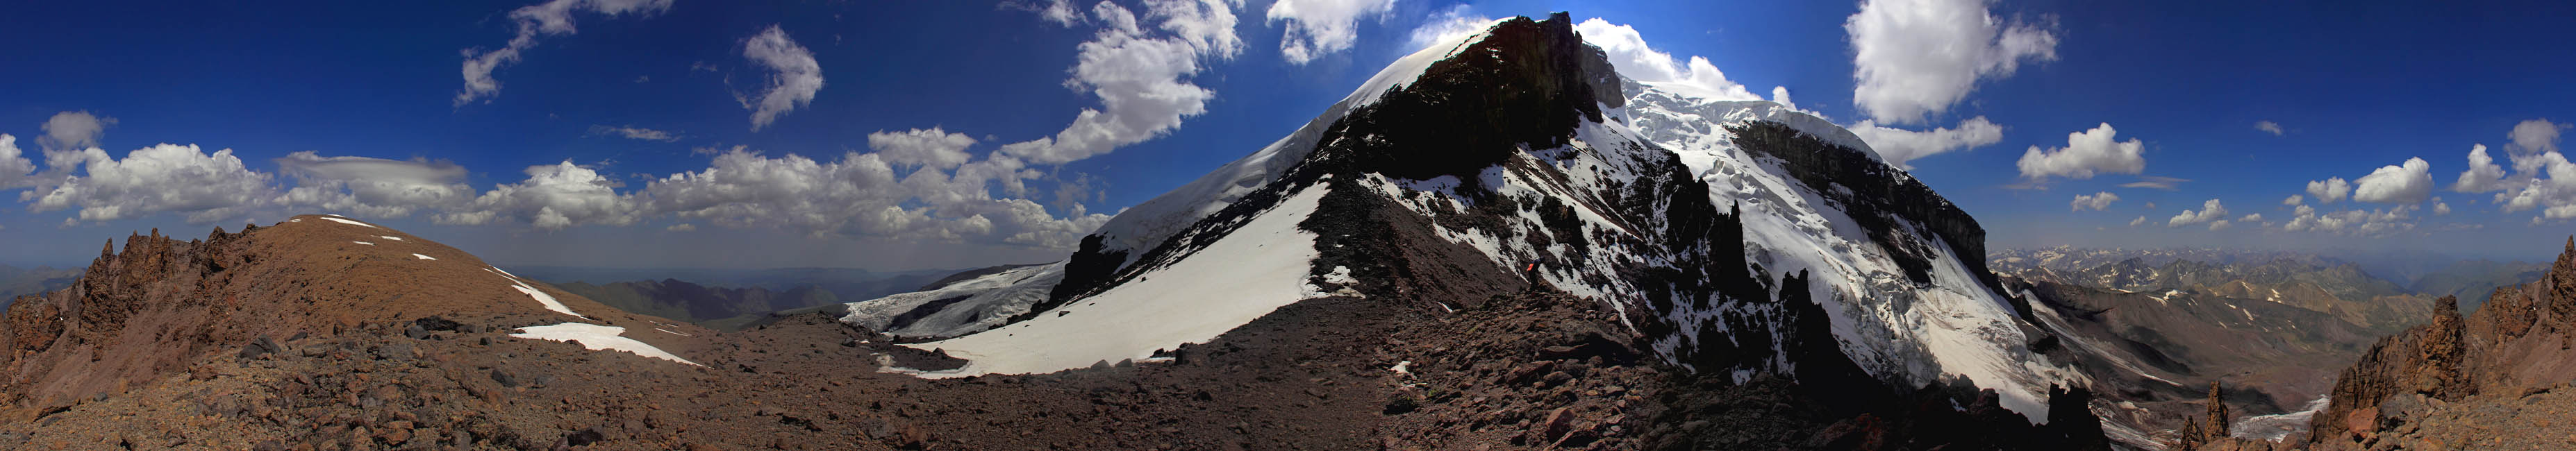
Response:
[1845, 0, 2059, 124]
[2448, 119, 2576, 220]
[2509, 119, 2567, 155]
[2282, 204, 2418, 236]
[456, 0, 674, 106]
[0, 135, 38, 188]
[37, 111, 116, 171]
[740, 25, 824, 131]
[30, 144, 274, 224]
[437, 161, 642, 229]
[999, 0, 1243, 165]
[2305, 177, 2351, 204]
[642, 148, 1108, 247]
[1847, 116, 2003, 169]
[2016, 123, 2145, 181]
[867, 127, 977, 170]
[1575, 19, 1768, 103]
[2454, 144, 2512, 192]
[1266, 0, 1395, 65]
[2069, 191, 2118, 211]
[2282, 194, 2303, 206]
[2350, 157, 2433, 204]
[2166, 198, 2227, 227]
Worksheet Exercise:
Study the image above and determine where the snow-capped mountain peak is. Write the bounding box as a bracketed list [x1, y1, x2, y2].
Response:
[846, 12, 2072, 420]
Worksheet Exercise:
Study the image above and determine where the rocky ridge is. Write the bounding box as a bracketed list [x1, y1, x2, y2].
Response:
[2283, 237, 2576, 450]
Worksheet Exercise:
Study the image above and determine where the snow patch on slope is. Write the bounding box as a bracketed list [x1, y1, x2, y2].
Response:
[901, 185, 1331, 378]
[487, 267, 584, 318]
[319, 216, 381, 228]
[510, 323, 700, 366]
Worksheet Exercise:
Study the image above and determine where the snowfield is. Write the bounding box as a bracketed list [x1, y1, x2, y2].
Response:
[487, 267, 585, 318]
[510, 323, 700, 366]
[352, 241, 373, 246]
[378, 235, 404, 241]
[413, 253, 436, 260]
[899, 185, 1331, 378]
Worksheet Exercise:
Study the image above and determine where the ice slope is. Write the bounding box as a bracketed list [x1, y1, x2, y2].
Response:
[899, 185, 1331, 377]
[840, 262, 1065, 339]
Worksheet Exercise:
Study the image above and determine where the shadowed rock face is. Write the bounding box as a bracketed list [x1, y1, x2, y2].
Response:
[2307, 237, 2576, 446]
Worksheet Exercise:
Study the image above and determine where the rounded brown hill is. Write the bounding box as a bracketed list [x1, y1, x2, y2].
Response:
[0, 214, 714, 418]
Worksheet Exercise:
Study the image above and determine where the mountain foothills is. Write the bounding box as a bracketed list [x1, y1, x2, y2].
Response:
[0, 12, 2557, 451]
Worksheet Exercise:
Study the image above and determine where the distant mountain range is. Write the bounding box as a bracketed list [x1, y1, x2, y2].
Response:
[0, 264, 78, 309]
[553, 279, 842, 330]
[506, 266, 958, 295]
[2407, 259, 2548, 310]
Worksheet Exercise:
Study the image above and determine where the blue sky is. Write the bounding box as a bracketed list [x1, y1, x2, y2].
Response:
[1, 0, 2570, 270]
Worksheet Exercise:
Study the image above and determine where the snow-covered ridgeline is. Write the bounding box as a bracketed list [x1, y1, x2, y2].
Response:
[1356, 79, 2069, 419]
[1619, 83, 2070, 418]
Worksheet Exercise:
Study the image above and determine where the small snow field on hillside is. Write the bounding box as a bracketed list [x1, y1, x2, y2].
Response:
[318, 216, 379, 228]
[488, 267, 585, 318]
[509, 323, 701, 366]
[899, 185, 1332, 377]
